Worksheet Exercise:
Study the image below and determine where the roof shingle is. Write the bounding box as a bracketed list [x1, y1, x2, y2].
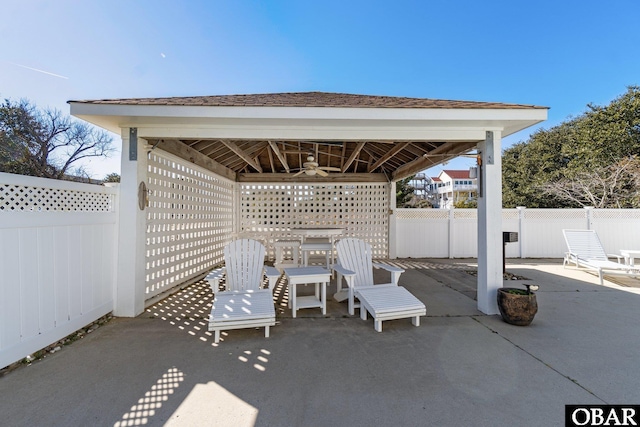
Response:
[69, 91, 546, 110]
[441, 170, 473, 179]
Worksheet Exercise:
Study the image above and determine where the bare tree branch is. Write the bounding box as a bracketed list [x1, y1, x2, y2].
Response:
[1, 98, 114, 180]
[541, 156, 640, 208]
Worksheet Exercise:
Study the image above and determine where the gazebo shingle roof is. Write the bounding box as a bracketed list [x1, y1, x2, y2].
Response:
[69, 91, 547, 181]
[71, 91, 545, 110]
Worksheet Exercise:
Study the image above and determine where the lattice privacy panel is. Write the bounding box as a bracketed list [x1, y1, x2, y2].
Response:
[592, 209, 640, 219]
[502, 209, 520, 220]
[523, 209, 587, 220]
[145, 151, 234, 300]
[240, 183, 389, 257]
[395, 209, 449, 220]
[0, 183, 114, 211]
[453, 209, 476, 220]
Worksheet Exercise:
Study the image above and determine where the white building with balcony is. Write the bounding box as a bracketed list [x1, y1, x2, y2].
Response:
[429, 170, 477, 209]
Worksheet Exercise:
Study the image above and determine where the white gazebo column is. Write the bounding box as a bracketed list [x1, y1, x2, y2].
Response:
[389, 181, 397, 259]
[114, 128, 148, 317]
[477, 130, 503, 315]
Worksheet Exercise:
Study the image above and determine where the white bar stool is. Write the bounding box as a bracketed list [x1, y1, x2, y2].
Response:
[300, 238, 332, 269]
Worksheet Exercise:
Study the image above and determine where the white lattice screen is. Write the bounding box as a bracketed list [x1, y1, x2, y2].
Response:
[523, 208, 586, 220]
[0, 181, 114, 211]
[145, 151, 234, 300]
[240, 183, 389, 257]
[592, 209, 640, 219]
[395, 209, 449, 220]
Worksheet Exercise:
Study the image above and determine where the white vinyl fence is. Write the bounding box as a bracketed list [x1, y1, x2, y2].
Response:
[393, 207, 640, 258]
[4, 167, 640, 369]
[0, 173, 117, 369]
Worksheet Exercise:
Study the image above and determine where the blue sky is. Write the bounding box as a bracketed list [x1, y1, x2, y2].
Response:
[2, 0, 639, 179]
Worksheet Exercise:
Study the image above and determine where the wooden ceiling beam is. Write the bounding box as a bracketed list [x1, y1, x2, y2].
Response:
[342, 141, 366, 173]
[393, 140, 479, 181]
[267, 146, 275, 173]
[268, 141, 290, 173]
[238, 172, 388, 183]
[149, 139, 236, 181]
[221, 140, 263, 173]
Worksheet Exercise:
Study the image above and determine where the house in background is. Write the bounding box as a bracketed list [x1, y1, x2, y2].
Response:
[430, 170, 477, 208]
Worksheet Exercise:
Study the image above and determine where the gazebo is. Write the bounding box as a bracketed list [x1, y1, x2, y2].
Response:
[69, 92, 547, 318]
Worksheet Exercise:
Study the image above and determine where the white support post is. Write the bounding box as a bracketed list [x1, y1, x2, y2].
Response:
[477, 131, 502, 315]
[448, 207, 454, 259]
[114, 129, 148, 317]
[585, 206, 593, 229]
[389, 181, 397, 259]
[517, 206, 525, 258]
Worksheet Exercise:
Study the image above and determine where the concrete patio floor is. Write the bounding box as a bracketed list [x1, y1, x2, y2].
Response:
[1, 259, 640, 427]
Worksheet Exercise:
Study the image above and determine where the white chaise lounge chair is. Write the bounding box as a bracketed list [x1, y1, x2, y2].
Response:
[333, 238, 426, 332]
[207, 239, 281, 343]
[562, 229, 640, 285]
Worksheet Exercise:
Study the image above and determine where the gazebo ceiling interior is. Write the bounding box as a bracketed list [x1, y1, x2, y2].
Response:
[146, 138, 480, 182]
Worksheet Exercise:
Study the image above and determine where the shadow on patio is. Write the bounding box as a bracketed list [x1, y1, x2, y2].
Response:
[1, 259, 640, 427]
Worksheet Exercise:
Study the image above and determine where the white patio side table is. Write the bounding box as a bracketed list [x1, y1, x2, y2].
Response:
[284, 266, 331, 318]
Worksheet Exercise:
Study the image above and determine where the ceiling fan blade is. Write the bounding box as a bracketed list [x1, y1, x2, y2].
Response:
[318, 167, 341, 171]
[291, 170, 305, 177]
[316, 169, 329, 177]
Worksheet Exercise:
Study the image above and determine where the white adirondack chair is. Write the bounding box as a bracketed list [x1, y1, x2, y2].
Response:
[207, 239, 281, 343]
[333, 238, 426, 332]
[562, 229, 639, 285]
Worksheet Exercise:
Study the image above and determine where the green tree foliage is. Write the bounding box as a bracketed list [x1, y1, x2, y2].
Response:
[395, 176, 415, 207]
[102, 173, 121, 183]
[0, 98, 114, 180]
[454, 199, 477, 208]
[503, 86, 640, 207]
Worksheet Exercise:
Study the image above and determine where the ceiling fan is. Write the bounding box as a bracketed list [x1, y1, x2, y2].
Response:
[291, 154, 341, 177]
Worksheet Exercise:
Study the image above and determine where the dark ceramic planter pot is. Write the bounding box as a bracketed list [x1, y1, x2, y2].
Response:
[497, 288, 538, 326]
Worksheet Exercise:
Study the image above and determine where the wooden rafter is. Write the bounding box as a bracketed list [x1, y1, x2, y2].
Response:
[342, 142, 366, 173]
[168, 136, 481, 180]
[393, 140, 478, 180]
[267, 146, 275, 172]
[268, 141, 290, 173]
[221, 140, 263, 172]
[150, 139, 235, 181]
[238, 172, 387, 183]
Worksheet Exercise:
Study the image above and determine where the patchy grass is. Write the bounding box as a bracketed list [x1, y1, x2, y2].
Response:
[0, 313, 114, 377]
[465, 270, 530, 281]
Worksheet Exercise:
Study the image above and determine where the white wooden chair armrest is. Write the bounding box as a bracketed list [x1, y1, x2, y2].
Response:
[372, 262, 404, 286]
[606, 253, 624, 263]
[332, 264, 356, 277]
[372, 263, 404, 273]
[564, 251, 578, 267]
[264, 266, 281, 291]
[331, 264, 356, 305]
[333, 264, 356, 289]
[206, 267, 226, 292]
